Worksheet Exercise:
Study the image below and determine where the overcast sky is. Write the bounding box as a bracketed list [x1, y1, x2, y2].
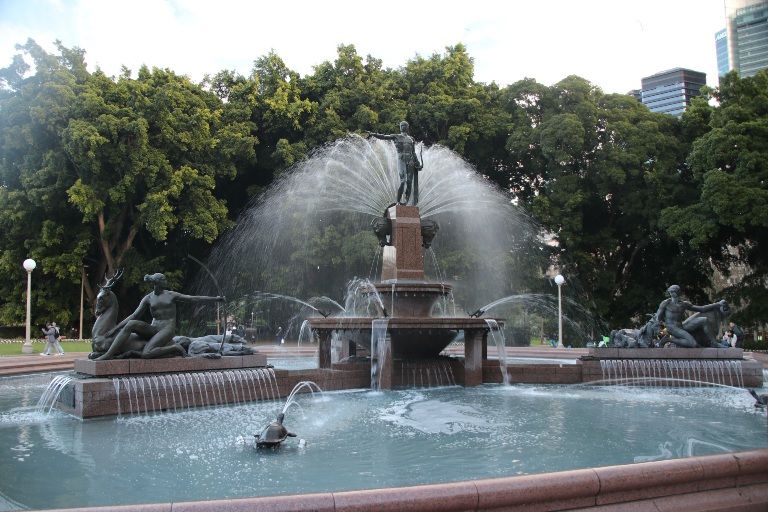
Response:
[0, 0, 727, 94]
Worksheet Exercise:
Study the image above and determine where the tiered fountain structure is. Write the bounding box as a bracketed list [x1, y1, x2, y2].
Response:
[309, 203, 502, 389]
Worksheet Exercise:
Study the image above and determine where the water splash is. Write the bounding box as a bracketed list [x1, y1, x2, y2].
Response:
[36, 375, 74, 414]
[281, 381, 324, 416]
[485, 319, 509, 385]
[201, 136, 536, 319]
[596, 359, 744, 388]
[371, 319, 390, 390]
[344, 278, 386, 317]
[470, 293, 601, 341]
[113, 369, 280, 416]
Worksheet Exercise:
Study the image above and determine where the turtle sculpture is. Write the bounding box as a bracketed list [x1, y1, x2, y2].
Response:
[254, 413, 297, 449]
[749, 389, 768, 408]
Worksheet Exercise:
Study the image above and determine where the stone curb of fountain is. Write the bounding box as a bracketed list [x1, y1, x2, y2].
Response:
[32, 449, 768, 512]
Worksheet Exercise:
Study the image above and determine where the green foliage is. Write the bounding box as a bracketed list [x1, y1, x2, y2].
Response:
[0, 40, 254, 324]
[660, 70, 768, 325]
[1, 39, 766, 333]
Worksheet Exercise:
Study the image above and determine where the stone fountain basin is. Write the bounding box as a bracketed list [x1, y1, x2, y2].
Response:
[309, 317, 500, 358]
[371, 280, 453, 317]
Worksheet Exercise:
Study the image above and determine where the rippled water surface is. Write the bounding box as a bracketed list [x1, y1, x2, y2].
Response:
[1, 372, 767, 510]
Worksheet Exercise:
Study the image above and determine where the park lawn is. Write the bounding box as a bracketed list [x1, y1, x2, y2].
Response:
[0, 340, 92, 356]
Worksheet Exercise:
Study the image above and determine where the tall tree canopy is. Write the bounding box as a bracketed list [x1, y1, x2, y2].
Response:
[1, 40, 765, 337]
[660, 70, 768, 325]
[502, 75, 703, 325]
[0, 40, 255, 325]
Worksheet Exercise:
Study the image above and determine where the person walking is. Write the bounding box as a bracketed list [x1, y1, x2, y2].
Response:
[40, 323, 58, 356]
[51, 321, 65, 355]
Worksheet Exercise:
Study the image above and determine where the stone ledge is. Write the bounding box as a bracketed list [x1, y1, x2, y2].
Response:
[74, 354, 267, 376]
[38, 449, 768, 511]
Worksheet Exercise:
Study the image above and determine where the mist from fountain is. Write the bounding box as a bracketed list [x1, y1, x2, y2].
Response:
[471, 293, 602, 341]
[201, 135, 538, 316]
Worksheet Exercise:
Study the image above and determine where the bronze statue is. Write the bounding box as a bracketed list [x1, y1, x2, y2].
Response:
[368, 121, 423, 205]
[89, 270, 146, 359]
[96, 273, 224, 360]
[173, 334, 256, 358]
[653, 285, 728, 348]
[254, 412, 297, 448]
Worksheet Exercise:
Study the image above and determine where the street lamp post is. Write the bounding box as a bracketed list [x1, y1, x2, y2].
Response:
[22, 258, 37, 354]
[79, 266, 86, 340]
[554, 274, 565, 349]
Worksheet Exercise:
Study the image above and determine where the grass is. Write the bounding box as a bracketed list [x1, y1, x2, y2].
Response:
[0, 339, 92, 356]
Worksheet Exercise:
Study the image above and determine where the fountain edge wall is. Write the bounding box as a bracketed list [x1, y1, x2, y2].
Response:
[60, 364, 371, 418]
[35, 449, 768, 511]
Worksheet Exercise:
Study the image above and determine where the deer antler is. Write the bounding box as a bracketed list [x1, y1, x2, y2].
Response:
[100, 268, 124, 290]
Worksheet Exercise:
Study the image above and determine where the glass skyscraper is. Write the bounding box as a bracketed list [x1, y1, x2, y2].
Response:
[716, 29, 730, 76]
[718, 0, 768, 78]
[640, 68, 707, 117]
[733, 2, 768, 77]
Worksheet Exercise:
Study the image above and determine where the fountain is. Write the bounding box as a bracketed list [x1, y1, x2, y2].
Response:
[48, 133, 763, 419]
[16, 132, 768, 510]
[310, 202, 504, 389]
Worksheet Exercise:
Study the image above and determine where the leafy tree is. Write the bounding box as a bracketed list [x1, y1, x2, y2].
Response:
[505, 76, 700, 326]
[661, 70, 768, 325]
[302, 44, 407, 142]
[0, 40, 255, 326]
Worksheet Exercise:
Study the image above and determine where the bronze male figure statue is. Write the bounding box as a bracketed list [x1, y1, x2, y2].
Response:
[96, 273, 224, 360]
[653, 285, 727, 348]
[368, 121, 423, 205]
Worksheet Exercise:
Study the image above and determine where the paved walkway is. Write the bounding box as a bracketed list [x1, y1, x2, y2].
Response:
[0, 352, 82, 376]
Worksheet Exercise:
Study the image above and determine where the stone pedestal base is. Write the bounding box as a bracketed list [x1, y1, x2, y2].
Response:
[381, 205, 424, 281]
[74, 353, 267, 376]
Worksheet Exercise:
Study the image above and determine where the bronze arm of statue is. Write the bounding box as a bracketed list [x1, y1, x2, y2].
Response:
[367, 131, 396, 141]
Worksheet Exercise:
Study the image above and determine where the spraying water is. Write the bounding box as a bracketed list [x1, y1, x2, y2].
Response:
[201, 136, 538, 318]
[484, 319, 509, 385]
[370, 319, 390, 390]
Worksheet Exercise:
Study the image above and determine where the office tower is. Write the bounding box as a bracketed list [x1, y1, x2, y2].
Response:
[716, 29, 730, 77]
[640, 68, 707, 117]
[718, 0, 768, 77]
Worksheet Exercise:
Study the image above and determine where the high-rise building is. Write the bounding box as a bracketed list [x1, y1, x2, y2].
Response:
[640, 68, 707, 117]
[626, 89, 642, 102]
[717, 0, 768, 78]
[716, 29, 730, 76]
[733, 1, 768, 76]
